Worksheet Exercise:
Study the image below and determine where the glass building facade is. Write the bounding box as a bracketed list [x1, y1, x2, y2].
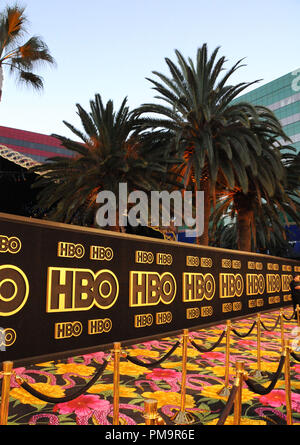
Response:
[234, 68, 300, 258]
[234, 68, 300, 153]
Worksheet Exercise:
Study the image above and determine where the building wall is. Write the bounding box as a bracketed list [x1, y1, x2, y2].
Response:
[234, 69, 300, 258]
[0, 126, 72, 163]
[234, 68, 300, 153]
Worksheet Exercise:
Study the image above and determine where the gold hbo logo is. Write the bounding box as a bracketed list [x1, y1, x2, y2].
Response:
[57, 242, 85, 259]
[0, 236, 21, 254]
[55, 321, 83, 339]
[0, 265, 29, 316]
[0, 328, 16, 348]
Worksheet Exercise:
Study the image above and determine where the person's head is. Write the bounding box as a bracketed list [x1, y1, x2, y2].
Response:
[294, 275, 300, 282]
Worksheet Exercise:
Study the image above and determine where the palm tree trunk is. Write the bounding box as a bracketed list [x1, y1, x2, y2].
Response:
[237, 209, 253, 252]
[196, 178, 210, 245]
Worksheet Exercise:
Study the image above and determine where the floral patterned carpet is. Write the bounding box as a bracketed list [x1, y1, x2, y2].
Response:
[3, 308, 300, 426]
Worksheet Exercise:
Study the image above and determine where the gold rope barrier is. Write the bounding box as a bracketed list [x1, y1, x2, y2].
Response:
[171, 329, 195, 424]
[0, 307, 296, 426]
[143, 398, 165, 425]
[180, 329, 188, 413]
[280, 308, 285, 351]
[231, 340, 294, 426]
[144, 398, 159, 425]
[228, 338, 295, 426]
[218, 320, 231, 397]
[0, 361, 13, 425]
[112, 342, 121, 425]
[284, 339, 293, 425]
[250, 313, 264, 379]
[233, 361, 245, 425]
[257, 313, 261, 375]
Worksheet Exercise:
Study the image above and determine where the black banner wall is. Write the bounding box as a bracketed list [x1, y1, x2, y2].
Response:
[0, 212, 299, 365]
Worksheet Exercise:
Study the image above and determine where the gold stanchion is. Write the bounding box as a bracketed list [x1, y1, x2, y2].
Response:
[284, 339, 293, 425]
[297, 305, 300, 327]
[0, 361, 13, 425]
[257, 313, 261, 374]
[171, 329, 195, 424]
[179, 329, 188, 413]
[218, 320, 231, 397]
[233, 361, 245, 425]
[143, 398, 165, 425]
[144, 398, 158, 425]
[280, 308, 285, 351]
[250, 313, 264, 379]
[112, 342, 121, 425]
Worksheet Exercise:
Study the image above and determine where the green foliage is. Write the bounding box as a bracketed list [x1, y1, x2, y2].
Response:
[30, 94, 179, 225]
[211, 147, 300, 255]
[29, 42, 299, 254]
[133, 43, 264, 196]
[0, 3, 55, 94]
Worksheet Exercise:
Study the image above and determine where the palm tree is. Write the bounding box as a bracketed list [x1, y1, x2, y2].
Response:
[281, 150, 300, 209]
[133, 43, 265, 245]
[0, 4, 55, 100]
[211, 107, 300, 252]
[210, 214, 293, 256]
[30, 94, 177, 230]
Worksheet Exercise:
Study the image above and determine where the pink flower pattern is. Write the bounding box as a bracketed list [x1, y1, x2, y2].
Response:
[5, 310, 299, 426]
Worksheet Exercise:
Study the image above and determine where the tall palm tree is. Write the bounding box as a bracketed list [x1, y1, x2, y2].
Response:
[30, 94, 177, 229]
[0, 4, 55, 100]
[211, 107, 300, 252]
[133, 43, 264, 245]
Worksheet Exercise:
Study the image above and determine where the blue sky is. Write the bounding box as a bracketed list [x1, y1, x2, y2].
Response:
[1, 0, 300, 138]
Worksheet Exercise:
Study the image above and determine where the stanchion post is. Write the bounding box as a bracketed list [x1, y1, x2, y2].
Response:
[144, 398, 159, 425]
[0, 361, 13, 425]
[171, 329, 195, 424]
[233, 361, 245, 425]
[224, 320, 231, 388]
[112, 342, 121, 426]
[180, 329, 188, 413]
[297, 305, 300, 327]
[257, 313, 261, 372]
[250, 313, 263, 379]
[280, 308, 285, 351]
[143, 398, 166, 425]
[218, 320, 231, 397]
[284, 339, 293, 425]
